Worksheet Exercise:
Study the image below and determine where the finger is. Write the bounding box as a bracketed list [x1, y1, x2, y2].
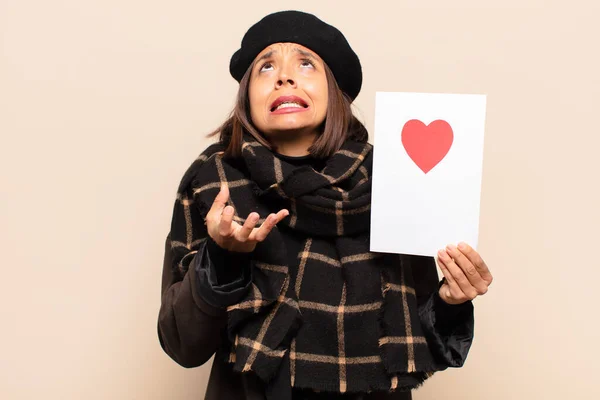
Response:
[250, 213, 276, 242]
[457, 242, 494, 286]
[437, 262, 456, 302]
[445, 244, 488, 295]
[271, 209, 290, 226]
[207, 182, 230, 219]
[437, 253, 467, 300]
[235, 212, 260, 242]
[218, 205, 235, 237]
[437, 249, 478, 300]
[250, 209, 290, 242]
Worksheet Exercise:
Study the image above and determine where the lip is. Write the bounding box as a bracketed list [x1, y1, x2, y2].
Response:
[270, 95, 309, 113]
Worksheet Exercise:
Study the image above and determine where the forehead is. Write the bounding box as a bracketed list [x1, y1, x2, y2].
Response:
[254, 42, 322, 61]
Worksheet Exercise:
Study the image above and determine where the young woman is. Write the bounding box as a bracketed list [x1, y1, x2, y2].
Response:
[158, 10, 493, 400]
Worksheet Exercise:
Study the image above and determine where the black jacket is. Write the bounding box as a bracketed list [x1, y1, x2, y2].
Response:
[158, 234, 474, 400]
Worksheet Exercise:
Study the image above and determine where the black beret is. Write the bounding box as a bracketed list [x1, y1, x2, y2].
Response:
[229, 10, 362, 101]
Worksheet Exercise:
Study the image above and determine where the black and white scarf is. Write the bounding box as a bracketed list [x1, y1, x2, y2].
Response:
[170, 135, 446, 398]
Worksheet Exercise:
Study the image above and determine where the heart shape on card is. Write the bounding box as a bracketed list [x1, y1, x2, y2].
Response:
[401, 119, 454, 174]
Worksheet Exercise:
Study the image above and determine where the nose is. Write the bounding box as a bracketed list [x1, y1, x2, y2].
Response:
[275, 68, 296, 89]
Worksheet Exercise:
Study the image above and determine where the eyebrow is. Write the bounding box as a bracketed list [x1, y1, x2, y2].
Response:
[294, 48, 318, 61]
[255, 47, 319, 64]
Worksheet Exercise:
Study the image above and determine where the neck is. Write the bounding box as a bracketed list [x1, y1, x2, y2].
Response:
[269, 130, 317, 157]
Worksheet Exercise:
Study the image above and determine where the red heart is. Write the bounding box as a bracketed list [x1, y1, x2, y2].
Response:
[401, 119, 454, 174]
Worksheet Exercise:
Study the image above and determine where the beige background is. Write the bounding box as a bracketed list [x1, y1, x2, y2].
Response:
[2, 0, 599, 399]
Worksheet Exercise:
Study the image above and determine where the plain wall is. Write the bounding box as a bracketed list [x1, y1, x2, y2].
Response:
[2, 0, 599, 399]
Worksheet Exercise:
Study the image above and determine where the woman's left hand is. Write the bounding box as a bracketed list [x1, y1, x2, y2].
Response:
[437, 243, 493, 305]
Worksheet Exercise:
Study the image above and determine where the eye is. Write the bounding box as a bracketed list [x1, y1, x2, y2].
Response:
[259, 62, 273, 72]
[300, 59, 315, 68]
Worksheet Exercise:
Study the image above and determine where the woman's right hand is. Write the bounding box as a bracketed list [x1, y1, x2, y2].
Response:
[206, 183, 289, 253]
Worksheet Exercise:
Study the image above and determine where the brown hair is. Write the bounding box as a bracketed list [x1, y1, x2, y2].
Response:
[208, 60, 368, 159]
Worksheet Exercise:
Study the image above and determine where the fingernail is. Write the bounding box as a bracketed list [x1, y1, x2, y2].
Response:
[458, 242, 467, 250]
[438, 249, 446, 258]
[224, 207, 233, 215]
[447, 244, 457, 252]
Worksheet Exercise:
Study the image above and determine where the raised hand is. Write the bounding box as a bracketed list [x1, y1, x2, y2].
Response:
[206, 183, 289, 253]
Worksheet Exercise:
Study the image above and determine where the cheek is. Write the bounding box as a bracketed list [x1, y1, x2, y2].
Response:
[320, 88, 329, 115]
[248, 82, 268, 123]
[312, 79, 329, 118]
[248, 93, 260, 120]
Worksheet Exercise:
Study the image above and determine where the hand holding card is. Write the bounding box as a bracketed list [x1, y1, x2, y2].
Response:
[437, 242, 493, 305]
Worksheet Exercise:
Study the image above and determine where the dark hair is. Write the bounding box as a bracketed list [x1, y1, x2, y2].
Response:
[209, 60, 368, 159]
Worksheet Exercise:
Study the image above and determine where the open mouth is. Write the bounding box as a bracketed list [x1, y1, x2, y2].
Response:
[270, 95, 309, 112]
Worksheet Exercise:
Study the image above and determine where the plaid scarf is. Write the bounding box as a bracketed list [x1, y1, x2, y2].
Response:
[170, 135, 444, 398]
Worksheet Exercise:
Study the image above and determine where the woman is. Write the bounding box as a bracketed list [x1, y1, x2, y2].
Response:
[158, 10, 493, 400]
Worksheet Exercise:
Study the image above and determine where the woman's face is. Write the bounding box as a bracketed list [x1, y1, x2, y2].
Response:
[248, 42, 328, 145]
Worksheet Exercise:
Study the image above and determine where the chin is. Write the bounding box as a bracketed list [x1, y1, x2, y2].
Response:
[278, 121, 317, 131]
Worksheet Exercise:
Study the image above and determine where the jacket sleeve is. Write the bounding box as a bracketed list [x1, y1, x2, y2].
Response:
[157, 175, 228, 368]
[157, 170, 255, 368]
[410, 254, 475, 368]
[195, 237, 253, 309]
[158, 233, 228, 368]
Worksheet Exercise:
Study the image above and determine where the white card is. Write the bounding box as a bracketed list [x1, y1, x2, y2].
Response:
[370, 92, 487, 257]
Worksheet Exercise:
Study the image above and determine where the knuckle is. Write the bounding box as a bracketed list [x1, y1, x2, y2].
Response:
[477, 286, 488, 295]
[465, 266, 478, 276]
[452, 256, 465, 266]
[220, 227, 233, 237]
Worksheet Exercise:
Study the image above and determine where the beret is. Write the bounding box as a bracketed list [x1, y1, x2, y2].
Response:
[229, 10, 362, 101]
